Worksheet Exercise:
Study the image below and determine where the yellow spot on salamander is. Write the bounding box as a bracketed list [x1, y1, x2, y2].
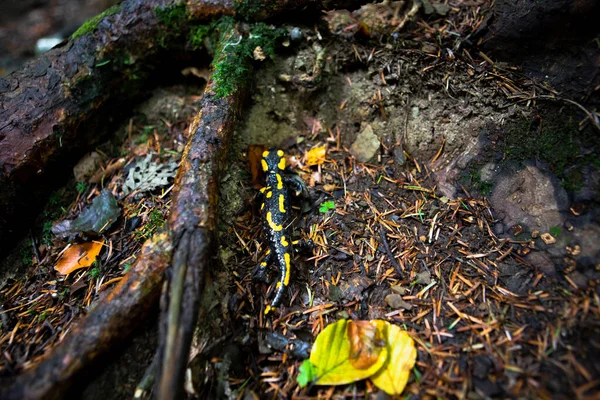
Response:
[266, 212, 282, 231]
[279, 194, 286, 213]
[261, 203, 264, 210]
[260, 187, 266, 193]
[281, 236, 289, 247]
[278, 157, 286, 170]
[284, 253, 291, 285]
[264, 305, 273, 315]
[261, 159, 268, 172]
[276, 282, 282, 288]
[263, 150, 270, 158]
[277, 150, 284, 157]
[266, 249, 270, 255]
[260, 261, 267, 267]
[276, 174, 283, 189]
[266, 191, 273, 198]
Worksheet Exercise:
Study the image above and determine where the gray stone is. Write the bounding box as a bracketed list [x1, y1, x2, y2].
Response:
[432, 3, 451, 16]
[416, 270, 432, 285]
[393, 146, 406, 166]
[385, 294, 414, 310]
[390, 285, 408, 295]
[489, 162, 569, 231]
[73, 152, 102, 182]
[493, 222, 505, 236]
[350, 125, 380, 162]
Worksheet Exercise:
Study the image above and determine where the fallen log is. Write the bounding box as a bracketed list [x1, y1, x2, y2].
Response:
[0, 0, 367, 257]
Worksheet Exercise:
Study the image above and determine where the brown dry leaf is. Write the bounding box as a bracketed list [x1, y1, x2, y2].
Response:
[248, 144, 268, 188]
[347, 320, 386, 369]
[306, 146, 326, 166]
[55, 240, 104, 275]
[309, 319, 388, 385]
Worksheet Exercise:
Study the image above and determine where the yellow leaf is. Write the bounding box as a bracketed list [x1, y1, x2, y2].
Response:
[370, 320, 417, 395]
[310, 319, 388, 385]
[306, 146, 326, 166]
[55, 240, 104, 275]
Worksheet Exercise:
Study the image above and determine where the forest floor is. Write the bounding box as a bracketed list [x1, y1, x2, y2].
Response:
[1, 1, 599, 399]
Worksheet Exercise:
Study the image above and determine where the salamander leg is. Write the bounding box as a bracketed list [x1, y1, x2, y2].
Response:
[292, 238, 314, 252]
[253, 250, 272, 282]
[284, 174, 310, 199]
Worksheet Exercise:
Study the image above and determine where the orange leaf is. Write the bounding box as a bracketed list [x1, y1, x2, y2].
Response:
[306, 146, 326, 166]
[248, 144, 268, 188]
[347, 320, 386, 369]
[55, 240, 104, 275]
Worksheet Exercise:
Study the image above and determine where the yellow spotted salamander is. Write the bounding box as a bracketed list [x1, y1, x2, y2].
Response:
[255, 149, 308, 315]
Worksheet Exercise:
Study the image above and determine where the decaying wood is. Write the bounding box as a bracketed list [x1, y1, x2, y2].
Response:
[156, 60, 247, 398]
[0, 233, 172, 400]
[0, 0, 367, 256]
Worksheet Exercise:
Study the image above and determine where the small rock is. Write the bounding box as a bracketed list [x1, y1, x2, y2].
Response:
[531, 230, 540, 238]
[390, 285, 408, 295]
[393, 146, 406, 166]
[493, 222, 505, 235]
[350, 125, 380, 162]
[421, 0, 434, 14]
[416, 270, 432, 285]
[526, 252, 556, 277]
[290, 27, 303, 41]
[385, 294, 413, 310]
[541, 233, 556, 245]
[432, 3, 451, 16]
[73, 152, 102, 182]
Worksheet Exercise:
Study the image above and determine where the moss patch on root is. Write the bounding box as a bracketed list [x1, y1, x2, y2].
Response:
[72, 4, 122, 39]
[190, 17, 286, 98]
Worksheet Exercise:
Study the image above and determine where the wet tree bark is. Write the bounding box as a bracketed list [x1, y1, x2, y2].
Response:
[156, 46, 247, 400]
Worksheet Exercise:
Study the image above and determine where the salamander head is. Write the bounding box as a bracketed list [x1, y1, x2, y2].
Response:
[261, 149, 286, 174]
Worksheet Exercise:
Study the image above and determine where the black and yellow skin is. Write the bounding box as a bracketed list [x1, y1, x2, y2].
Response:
[256, 149, 297, 315]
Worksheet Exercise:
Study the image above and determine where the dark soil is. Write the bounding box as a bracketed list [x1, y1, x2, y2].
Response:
[1, 0, 599, 399]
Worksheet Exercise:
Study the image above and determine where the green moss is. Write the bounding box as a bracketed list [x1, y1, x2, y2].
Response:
[503, 115, 589, 190]
[72, 4, 122, 39]
[206, 19, 286, 98]
[154, 3, 189, 47]
[155, 2, 188, 28]
[549, 226, 561, 237]
[504, 117, 579, 170]
[135, 209, 166, 240]
[463, 166, 493, 197]
[234, 0, 273, 20]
